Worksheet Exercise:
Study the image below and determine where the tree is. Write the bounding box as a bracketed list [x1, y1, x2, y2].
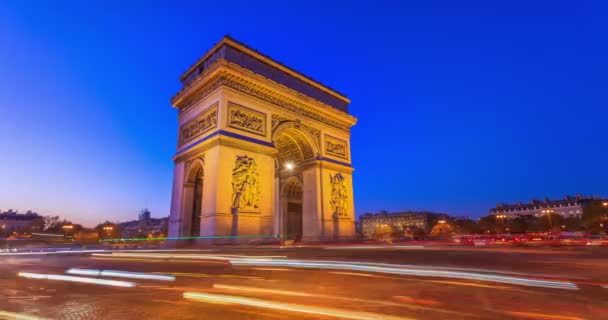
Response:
[477, 215, 500, 234]
[506, 214, 539, 233]
[372, 225, 392, 242]
[429, 221, 454, 238]
[536, 214, 564, 233]
[43, 216, 61, 232]
[562, 216, 584, 232]
[582, 202, 608, 234]
[94, 221, 120, 239]
[452, 218, 480, 234]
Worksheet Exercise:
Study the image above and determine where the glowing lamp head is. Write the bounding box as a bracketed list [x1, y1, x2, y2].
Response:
[284, 162, 294, 171]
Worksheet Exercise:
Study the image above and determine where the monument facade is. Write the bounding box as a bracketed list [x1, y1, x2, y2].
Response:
[168, 36, 357, 242]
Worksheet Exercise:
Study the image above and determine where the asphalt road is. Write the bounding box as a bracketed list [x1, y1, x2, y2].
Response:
[0, 245, 607, 320]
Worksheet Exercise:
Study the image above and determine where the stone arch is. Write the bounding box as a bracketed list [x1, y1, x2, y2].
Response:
[282, 175, 303, 198]
[183, 158, 204, 237]
[280, 175, 303, 241]
[272, 121, 319, 169]
[185, 158, 205, 182]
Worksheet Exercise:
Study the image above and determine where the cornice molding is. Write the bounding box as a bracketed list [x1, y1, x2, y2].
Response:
[179, 36, 350, 104]
[172, 62, 356, 133]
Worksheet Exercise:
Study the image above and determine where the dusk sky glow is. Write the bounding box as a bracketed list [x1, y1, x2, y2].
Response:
[1, 1, 606, 226]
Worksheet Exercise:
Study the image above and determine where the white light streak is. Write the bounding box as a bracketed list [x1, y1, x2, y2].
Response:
[183, 292, 410, 320]
[66, 268, 175, 281]
[0, 310, 48, 320]
[323, 245, 425, 250]
[0, 249, 109, 257]
[18, 272, 135, 287]
[228, 259, 578, 290]
[92, 252, 285, 261]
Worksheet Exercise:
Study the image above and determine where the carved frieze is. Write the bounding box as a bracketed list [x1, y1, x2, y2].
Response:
[324, 134, 348, 159]
[175, 69, 352, 132]
[304, 125, 321, 146]
[330, 173, 348, 217]
[227, 102, 267, 136]
[271, 114, 290, 133]
[231, 155, 261, 212]
[179, 104, 218, 147]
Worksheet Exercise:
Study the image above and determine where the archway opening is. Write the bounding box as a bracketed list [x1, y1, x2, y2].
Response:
[184, 162, 204, 237]
[283, 177, 303, 241]
[273, 125, 317, 242]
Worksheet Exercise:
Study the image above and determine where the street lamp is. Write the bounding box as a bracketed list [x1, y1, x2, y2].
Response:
[284, 162, 294, 171]
[541, 209, 555, 230]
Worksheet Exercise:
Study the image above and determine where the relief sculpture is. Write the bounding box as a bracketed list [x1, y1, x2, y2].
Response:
[228, 102, 266, 136]
[179, 106, 218, 146]
[231, 155, 261, 212]
[325, 135, 348, 159]
[330, 173, 348, 217]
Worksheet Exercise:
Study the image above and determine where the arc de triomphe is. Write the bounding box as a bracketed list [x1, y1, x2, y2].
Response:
[168, 36, 357, 242]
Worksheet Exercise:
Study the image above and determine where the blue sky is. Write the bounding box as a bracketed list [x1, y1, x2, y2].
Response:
[1, 1, 606, 226]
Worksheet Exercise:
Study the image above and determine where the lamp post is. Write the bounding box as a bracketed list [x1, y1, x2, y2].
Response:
[541, 209, 555, 231]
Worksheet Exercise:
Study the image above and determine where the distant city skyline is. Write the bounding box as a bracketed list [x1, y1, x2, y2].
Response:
[1, 1, 607, 227]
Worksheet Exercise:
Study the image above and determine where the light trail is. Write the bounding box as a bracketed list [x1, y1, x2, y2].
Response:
[0, 310, 48, 320]
[92, 252, 286, 261]
[211, 284, 469, 316]
[18, 272, 136, 287]
[183, 291, 412, 320]
[0, 249, 109, 257]
[91, 256, 224, 264]
[156, 272, 262, 280]
[251, 267, 292, 272]
[323, 245, 425, 250]
[99, 234, 280, 242]
[228, 259, 579, 290]
[66, 268, 175, 281]
[214, 284, 312, 297]
[502, 311, 584, 320]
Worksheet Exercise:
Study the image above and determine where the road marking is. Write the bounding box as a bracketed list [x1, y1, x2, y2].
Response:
[183, 291, 413, 320]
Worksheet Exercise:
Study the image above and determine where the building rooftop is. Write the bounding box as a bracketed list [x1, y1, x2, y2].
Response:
[177, 35, 350, 113]
[490, 195, 605, 212]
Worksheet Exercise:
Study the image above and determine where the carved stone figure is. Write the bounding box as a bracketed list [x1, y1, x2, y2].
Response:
[271, 114, 289, 132]
[230, 109, 264, 133]
[330, 173, 348, 217]
[325, 135, 348, 159]
[228, 103, 266, 136]
[231, 155, 261, 212]
[180, 108, 218, 146]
